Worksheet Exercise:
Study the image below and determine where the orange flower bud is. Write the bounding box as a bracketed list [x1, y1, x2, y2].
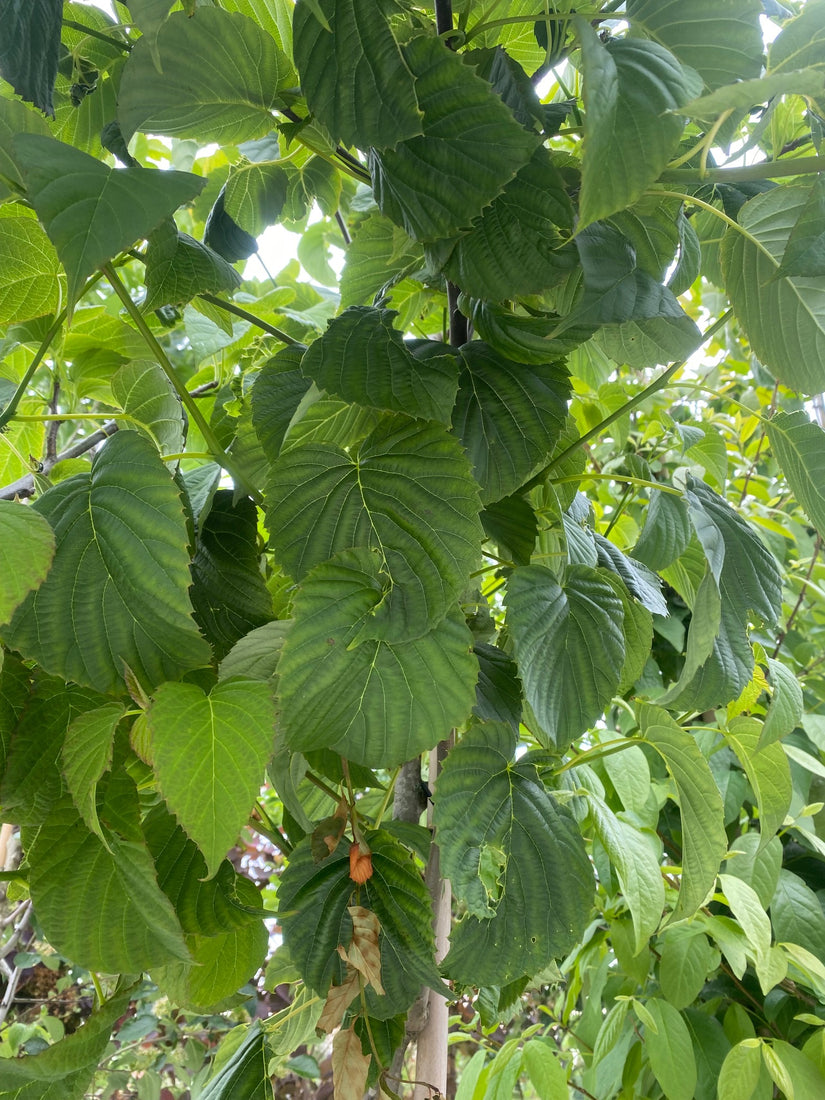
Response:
[349, 842, 373, 884]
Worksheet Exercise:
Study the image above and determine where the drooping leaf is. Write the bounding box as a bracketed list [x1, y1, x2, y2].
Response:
[760, 657, 803, 748]
[147, 677, 277, 877]
[626, 0, 764, 91]
[154, 917, 269, 1011]
[767, 410, 825, 533]
[13, 134, 205, 308]
[143, 218, 241, 311]
[452, 342, 570, 504]
[722, 184, 825, 394]
[299, 306, 459, 422]
[0, 0, 62, 116]
[279, 829, 445, 1019]
[190, 491, 273, 660]
[204, 187, 259, 262]
[0, 215, 62, 323]
[2, 432, 210, 695]
[118, 8, 291, 144]
[125, 0, 177, 65]
[593, 533, 668, 617]
[369, 34, 537, 241]
[639, 704, 727, 921]
[506, 564, 626, 751]
[277, 549, 477, 768]
[199, 1021, 273, 1100]
[111, 359, 184, 457]
[643, 999, 698, 1100]
[771, 869, 825, 961]
[632, 491, 692, 572]
[473, 643, 523, 730]
[0, 91, 50, 201]
[522, 1041, 568, 1100]
[266, 414, 483, 641]
[724, 717, 792, 850]
[332, 1027, 371, 1100]
[28, 796, 189, 972]
[62, 702, 125, 840]
[0, 500, 54, 624]
[775, 175, 825, 278]
[438, 723, 592, 986]
[292, 0, 421, 149]
[576, 20, 701, 228]
[249, 345, 311, 462]
[594, 311, 703, 370]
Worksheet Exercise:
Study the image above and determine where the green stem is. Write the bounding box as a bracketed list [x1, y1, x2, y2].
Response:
[551, 473, 683, 496]
[103, 265, 263, 503]
[62, 18, 131, 52]
[659, 156, 825, 184]
[197, 292, 299, 345]
[0, 310, 67, 432]
[465, 9, 599, 41]
[372, 767, 400, 830]
[521, 309, 734, 493]
[651, 190, 765, 252]
[553, 737, 637, 776]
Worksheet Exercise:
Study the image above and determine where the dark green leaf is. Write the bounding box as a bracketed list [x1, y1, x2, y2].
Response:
[438, 723, 593, 986]
[473, 643, 523, 730]
[771, 869, 825, 960]
[684, 1010, 731, 1100]
[292, 0, 421, 149]
[279, 829, 445, 1018]
[593, 533, 668, 616]
[143, 219, 241, 311]
[468, 46, 543, 131]
[13, 134, 204, 308]
[277, 548, 477, 768]
[468, 298, 596, 362]
[190, 491, 273, 660]
[205, 188, 259, 263]
[224, 160, 289, 236]
[266, 414, 483, 642]
[632, 491, 692, 572]
[339, 211, 424, 309]
[369, 34, 537, 241]
[199, 1021, 273, 1100]
[2, 433, 210, 695]
[453, 342, 570, 504]
[0, 0, 62, 115]
[250, 345, 311, 462]
[760, 657, 803, 748]
[767, 410, 825, 534]
[480, 494, 538, 566]
[506, 564, 625, 751]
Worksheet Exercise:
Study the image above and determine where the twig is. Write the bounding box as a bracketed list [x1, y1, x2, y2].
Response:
[773, 535, 823, 658]
[45, 379, 61, 464]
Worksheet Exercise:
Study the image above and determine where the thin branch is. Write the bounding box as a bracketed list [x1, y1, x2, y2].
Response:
[45, 378, 61, 463]
[335, 210, 352, 246]
[0, 310, 66, 432]
[773, 535, 823, 658]
[62, 18, 131, 52]
[659, 155, 825, 184]
[197, 292, 299, 345]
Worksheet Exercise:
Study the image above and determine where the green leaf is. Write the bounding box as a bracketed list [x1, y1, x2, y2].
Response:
[632, 491, 692, 572]
[292, 0, 421, 149]
[369, 34, 537, 241]
[480, 494, 538, 567]
[62, 702, 125, 840]
[659, 927, 716, 1010]
[576, 21, 701, 228]
[299, 307, 459, 422]
[452, 342, 570, 504]
[125, 0, 177, 65]
[586, 790, 664, 952]
[593, 533, 668, 617]
[0, 500, 54, 624]
[627, 0, 764, 91]
[769, 0, 825, 78]
[0, 90, 50, 201]
[684, 1009, 731, 1100]
[768, 410, 825, 533]
[199, 1021, 272, 1100]
[719, 873, 773, 982]
[277, 548, 477, 768]
[431, 147, 576, 302]
[204, 187, 259, 262]
[154, 919, 268, 1011]
[726, 832, 782, 909]
[725, 717, 792, 849]
[224, 160, 289, 237]
[148, 677, 277, 877]
[250, 346, 311, 462]
[506, 564, 626, 751]
[190, 491, 273, 661]
[775, 175, 825, 278]
[118, 9, 290, 144]
[595, 311, 703, 371]
[266, 414, 483, 642]
[682, 68, 825, 118]
[643, 999, 698, 1100]
[436, 723, 593, 986]
[2, 432, 210, 695]
[522, 1040, 568, 1100]
[279, 829, 445, 1018]
[765, 1041, 825, 1098]
[13, 134, 204, 308]
[473, 643, 523, 730]
[639, 704, 727, 921]
[0, 215, 62, 323]
[339, 211, 424, 309]
[219, 621, 288, 684]
[717, 1040, 765, 1100]
[771, 869, 825, 961]
[143, 219, 241, 311]
[0, 983, 135, 1100]
[722, 185, 825, 394]
[0, 0, 62, 116]
[28, 797, 189, 972]
[111, 358, 184, 458]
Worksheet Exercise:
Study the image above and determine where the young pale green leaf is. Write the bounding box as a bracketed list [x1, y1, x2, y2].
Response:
[292, 0, 421, 149]
[2, 432, 210, 695]
[148, 677, 276, 878]
[639, 705, 727, 921]
[118, 9, 290, 144]
[767, 410, 825, 534]
[626, 0, 764, 91]
[0, 89, 51, 199]
[719, 873, 772, 966]
[522, 1040, 568, 1100]
[199, 1021, 272, 1100]
[0, 982, 135, 1100]
[437, 723, 593, 986]
[724, 717, 792, 849]
[0, 500, 54, 625]
[279, 830, 445, 1019]
[0, 215, 62, 323]
[722, 185, 825, 394]
[369, 34, 537, 241]
[432, 147, 576, 302]
[190, 491, 273, 660]
[143, 219, 241, 312]
[771, 869, 825, 961]
[659, 928, 716, 1010]
[452, 342, 570, 504]
[765, 1041, 825, 1098]
[13, 134, 204, 308]
[277, 549, 477, 767]
[153, 920, 269, 1011]
[28, 797, 189, 973]
[61, 702, 125, 841]
[299, 307, 459, 422]
[642, 1000, 698, 1100]
[506, 564, 626, 752]
[266, 414, 483, 642]
[717, 1040, 765, 1100]
[111, 358, 184, 457]
[577, 21, 701, 227]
